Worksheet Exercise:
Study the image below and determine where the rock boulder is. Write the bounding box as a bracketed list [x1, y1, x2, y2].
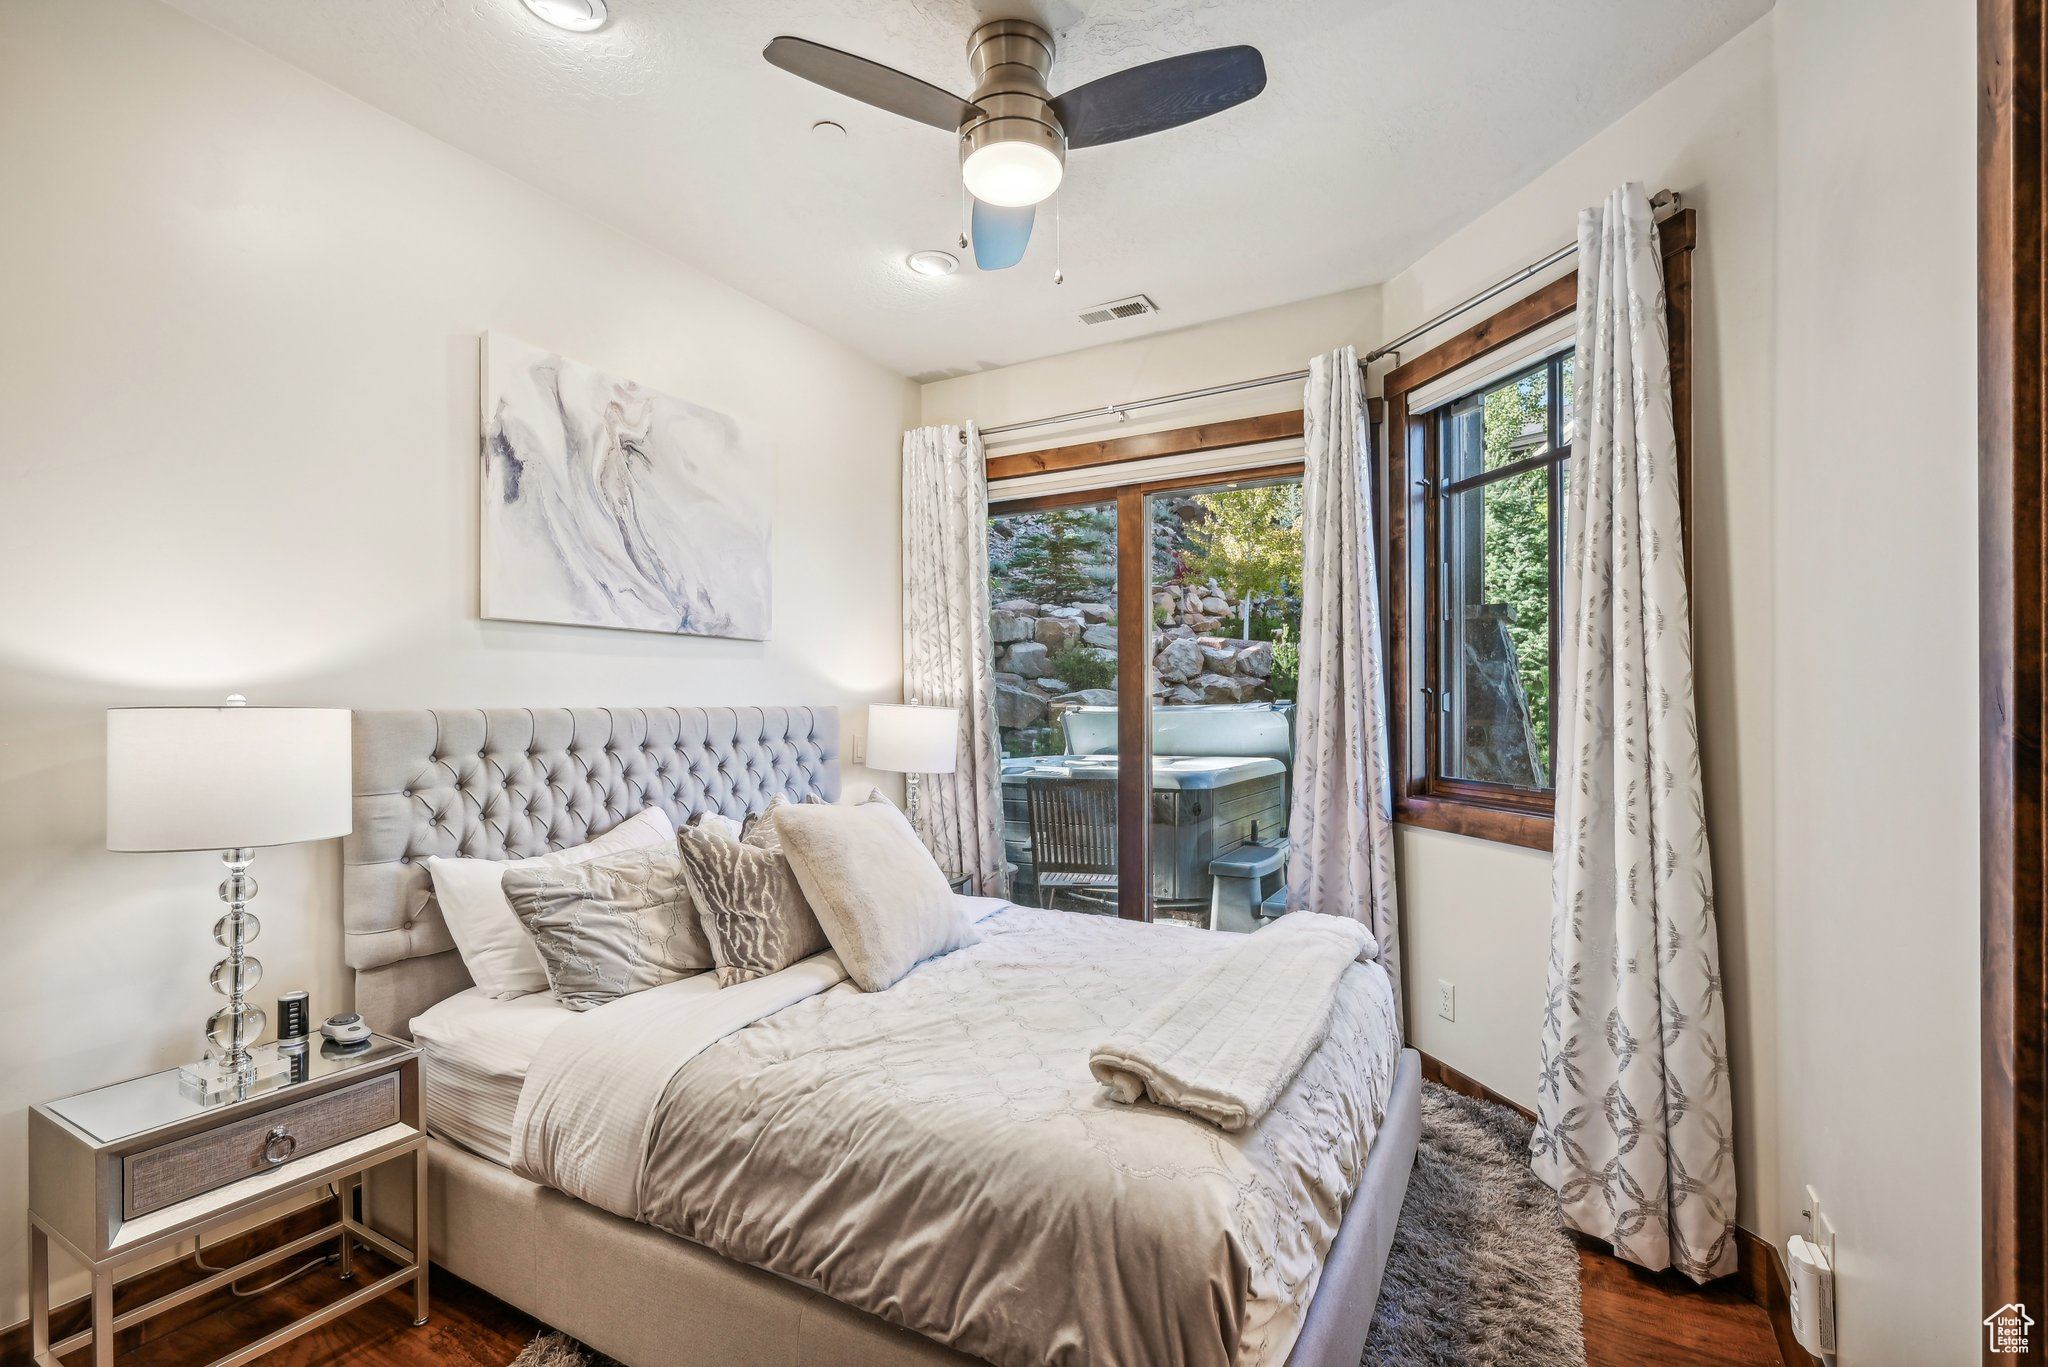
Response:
[994, 681, 1047, 729]
[1005, 641, 1051, 678]
[990, 610, 1036, 644]
[1156, 636, 1204, 684]
[1034, 615, 1082, 651]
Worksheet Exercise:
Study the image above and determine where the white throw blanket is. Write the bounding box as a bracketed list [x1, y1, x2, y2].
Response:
[1089, 911, 1378, 1131]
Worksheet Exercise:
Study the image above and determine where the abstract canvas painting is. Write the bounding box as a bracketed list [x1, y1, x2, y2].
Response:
[480, 332, 773, 639]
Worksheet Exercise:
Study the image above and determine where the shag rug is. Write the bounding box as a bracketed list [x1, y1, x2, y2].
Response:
[508, 1083, 1581, 1367]
[1361, 1083, 1584, 1366]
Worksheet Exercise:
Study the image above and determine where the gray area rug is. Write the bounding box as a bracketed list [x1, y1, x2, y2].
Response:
[509, 1082, 1582, 1367]
[1362, 1083, 1584, 1367]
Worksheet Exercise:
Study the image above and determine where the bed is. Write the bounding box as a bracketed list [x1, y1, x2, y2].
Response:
[344, 706, 1419, 1367]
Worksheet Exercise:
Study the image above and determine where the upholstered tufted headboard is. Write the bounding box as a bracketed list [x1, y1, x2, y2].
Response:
[344, 707, 840, 1037]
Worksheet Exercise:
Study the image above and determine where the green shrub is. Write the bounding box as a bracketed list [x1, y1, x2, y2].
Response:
[1269, 638, 1300, 702]
[1048, 646, 1116, 692]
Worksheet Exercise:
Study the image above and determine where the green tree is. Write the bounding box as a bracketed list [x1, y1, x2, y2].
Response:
[1178, 484, 1303, 603]
[1472, 373, 1554, 759]
[996, 507, 1113, 604]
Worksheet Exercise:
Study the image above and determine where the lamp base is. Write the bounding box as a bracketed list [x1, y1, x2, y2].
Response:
[178, 1042, 292, 1106]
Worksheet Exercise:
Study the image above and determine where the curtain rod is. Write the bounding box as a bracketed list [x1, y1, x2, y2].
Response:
[978, 189, 1679, 442]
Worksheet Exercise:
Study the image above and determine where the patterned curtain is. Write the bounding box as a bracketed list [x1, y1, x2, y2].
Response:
[1530, 184, 1735, 1282]
[901, 424, 1007, 895]
[1286, 346, 1402, 1024]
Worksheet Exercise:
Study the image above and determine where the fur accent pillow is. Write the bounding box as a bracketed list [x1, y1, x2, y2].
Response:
[773, 797, 981, 992]
[676, 810, 829, 986]
[502, 847, 715, 1010]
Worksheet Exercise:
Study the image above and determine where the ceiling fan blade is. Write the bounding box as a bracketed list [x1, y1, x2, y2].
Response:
[1051, 45, 1267, 150]
[971, 199, 1035, 271]
[763, 36, 982, 132]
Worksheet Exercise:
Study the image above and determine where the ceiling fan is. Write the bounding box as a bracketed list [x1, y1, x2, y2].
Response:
[764, 21, 1267, 271]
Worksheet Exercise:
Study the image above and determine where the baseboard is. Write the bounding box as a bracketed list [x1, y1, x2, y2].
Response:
[1414, 1048, 1537, 1123]
[0, 1196, 340, 1365]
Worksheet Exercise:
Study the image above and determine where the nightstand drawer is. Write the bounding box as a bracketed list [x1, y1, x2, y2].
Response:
[123, 1071, 400, 1218]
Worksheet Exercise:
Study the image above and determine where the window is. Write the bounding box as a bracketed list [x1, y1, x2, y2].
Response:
[1384, 208, 1694, 848]
[982, 413, 1316, 924]
[1437, 352, 1571, 790]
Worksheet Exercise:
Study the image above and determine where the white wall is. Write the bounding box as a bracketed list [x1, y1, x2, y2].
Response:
[0, 0, 916, 1324]
[936, 6, 1988, 1357]
[927, 15, 1781, 1235]
[1374, 13, 1782, 1243]
[1770, 0, 1979, 1361]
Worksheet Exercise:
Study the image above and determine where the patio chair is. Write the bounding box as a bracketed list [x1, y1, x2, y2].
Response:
[1026, 775, 1120, 913]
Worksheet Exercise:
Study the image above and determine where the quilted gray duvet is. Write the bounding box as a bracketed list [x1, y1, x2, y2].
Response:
[604, 906, 1402, 1367]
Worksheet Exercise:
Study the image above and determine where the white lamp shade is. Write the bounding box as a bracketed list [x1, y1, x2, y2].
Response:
[106, 707, 353, 852]
[866, 704, 959, 775]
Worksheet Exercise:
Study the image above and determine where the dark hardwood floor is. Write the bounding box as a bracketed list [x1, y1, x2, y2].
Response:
[13, 1241, 1782, 1367]
[1577, 1244, 1781, 1367]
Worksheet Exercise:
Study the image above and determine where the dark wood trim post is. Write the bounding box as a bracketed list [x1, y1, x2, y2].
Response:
[1981, 0, 2048, 1350]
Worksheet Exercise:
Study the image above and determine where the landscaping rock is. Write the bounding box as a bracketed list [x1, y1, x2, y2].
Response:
[1080, 623, 1120, 650]
[1053, 688, 1120, 707]
[1005, 641, 1051, 678]
[1075, 602, 1114, 623]
[1235, 641, 1274, 677]
[994, 599, 1040, 614]
[1164, 684, 1205, 705]
[1201, 645, 1238, 672]
[1196, 672, 1253, 703]
[990, 610, 1036, 644]
[1156, 636, 1204, 684]
[1200, 595, 1229, 615]
[1034, 615, 1082, 651]
[994, 681, 1047, 729]
[1033, 677, 1068, 695]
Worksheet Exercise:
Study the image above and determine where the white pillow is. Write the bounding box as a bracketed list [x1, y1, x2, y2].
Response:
[774, 797, 980, 992]
[425, 806, 675, 998]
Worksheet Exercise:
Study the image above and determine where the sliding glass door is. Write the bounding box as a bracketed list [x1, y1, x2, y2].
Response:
[989, 467, 1303, 928]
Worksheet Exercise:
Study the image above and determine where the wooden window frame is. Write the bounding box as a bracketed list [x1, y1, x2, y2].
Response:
[1382, 208, 1696, 850]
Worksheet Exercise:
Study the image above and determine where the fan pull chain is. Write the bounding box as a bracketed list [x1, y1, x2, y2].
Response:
[959, 182, 970, 251]
[1053, 191, 1063, 285]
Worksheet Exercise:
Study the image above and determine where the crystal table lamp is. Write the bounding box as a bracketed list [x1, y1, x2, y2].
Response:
[865, 703, 960, 837]
[106, 700, 351, 1103]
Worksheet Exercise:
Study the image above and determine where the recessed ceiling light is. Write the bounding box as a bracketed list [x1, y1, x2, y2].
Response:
[520, 0, 607, 33]
[906, 250, 959, 277]
[811, 120, 847, 140]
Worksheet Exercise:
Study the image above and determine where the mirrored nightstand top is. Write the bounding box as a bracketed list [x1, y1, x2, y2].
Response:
[44, 1036, 413, 1145]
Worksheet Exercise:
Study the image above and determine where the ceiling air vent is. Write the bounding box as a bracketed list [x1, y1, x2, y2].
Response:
[1079, 294, 1158, 326]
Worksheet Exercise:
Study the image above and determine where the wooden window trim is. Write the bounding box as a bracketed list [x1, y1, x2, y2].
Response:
[1382, 207, 1696, 851]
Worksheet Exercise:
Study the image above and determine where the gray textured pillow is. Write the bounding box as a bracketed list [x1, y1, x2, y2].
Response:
[502, 847, 715, 1010]
[676, 810, 830, 986]
[773, 797, 980, 992]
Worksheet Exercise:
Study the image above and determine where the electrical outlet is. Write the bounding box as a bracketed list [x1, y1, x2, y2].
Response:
[1803, 1184, 1822, 1243]
[1436, 979, 1455, 1021]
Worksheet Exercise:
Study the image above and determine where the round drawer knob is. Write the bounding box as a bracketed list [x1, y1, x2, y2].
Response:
[262, 1125, 297, 1166]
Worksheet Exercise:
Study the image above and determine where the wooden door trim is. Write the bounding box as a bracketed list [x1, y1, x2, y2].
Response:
[1981, 0, 2046, 1350]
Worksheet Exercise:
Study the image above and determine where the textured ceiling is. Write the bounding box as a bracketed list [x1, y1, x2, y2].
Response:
[163, 0, 1771, 380]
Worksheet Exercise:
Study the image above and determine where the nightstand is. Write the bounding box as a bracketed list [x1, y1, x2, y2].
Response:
[948, 871, 974, 895]
[27, 1034, 428, 1367]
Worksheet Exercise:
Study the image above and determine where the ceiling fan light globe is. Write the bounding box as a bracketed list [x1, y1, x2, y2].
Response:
[962, 141, 1064, 208]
